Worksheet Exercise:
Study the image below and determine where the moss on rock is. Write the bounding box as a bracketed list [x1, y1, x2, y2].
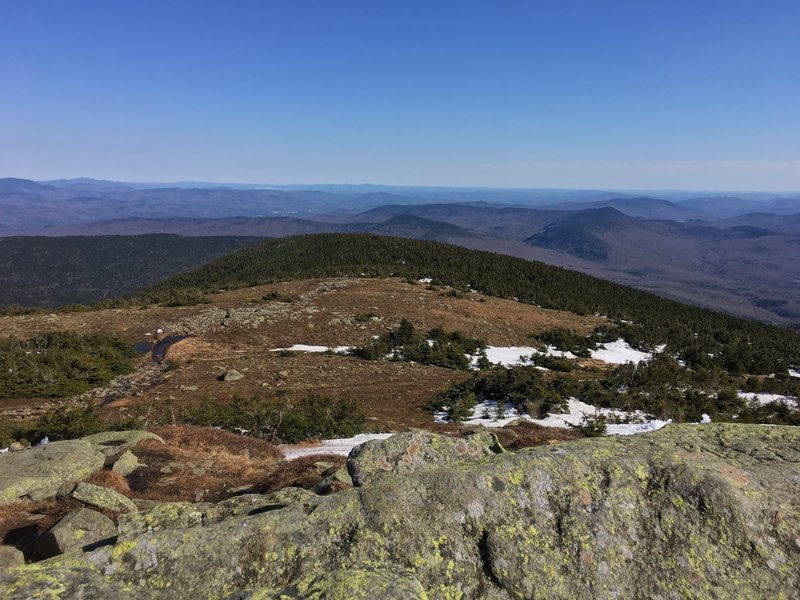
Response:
[1, 424, 799, 599]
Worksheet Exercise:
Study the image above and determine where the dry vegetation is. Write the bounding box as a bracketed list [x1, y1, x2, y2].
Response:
[2, 277, 604, 433]
[0, 277, 601, 542]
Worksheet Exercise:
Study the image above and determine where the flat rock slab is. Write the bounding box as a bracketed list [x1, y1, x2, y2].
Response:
[111, 450, 143, 477]
[72, 482, 137, 514]
[35, 508, 117, 560]
[81, 430, 164, 465]
[0, 440, 105, 505]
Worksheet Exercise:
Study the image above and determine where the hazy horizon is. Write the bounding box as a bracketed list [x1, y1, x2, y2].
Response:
[2, 1, 798, 190]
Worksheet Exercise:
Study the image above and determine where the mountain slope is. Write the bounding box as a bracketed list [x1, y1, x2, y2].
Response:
[134, 233, 800, 373]
[0, 235, 262, 308]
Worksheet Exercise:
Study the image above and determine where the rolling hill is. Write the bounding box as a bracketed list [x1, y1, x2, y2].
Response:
[0, 235, 262, 308]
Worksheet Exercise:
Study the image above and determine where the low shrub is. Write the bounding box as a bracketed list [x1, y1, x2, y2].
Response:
[185, 394, 367, 444]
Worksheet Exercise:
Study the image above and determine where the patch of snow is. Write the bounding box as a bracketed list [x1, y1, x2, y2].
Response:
[435, 398, 670, 437]
[35, 436, 49, 446]
[418, 277, 433, 284]
[0, 447, 8, 454]
[738, 391, 798, 409]
[606, 420, 672, 435]
[481, 346, 539, 367]
[281, 433, 394, 460]
[700, 414, 712, 424]
[270, 344, 352, 354]
[543, 346, 577, 359]
[478, 345, 576, 368]
[590, 339, 652, 365]
[789, 368, 800, 378]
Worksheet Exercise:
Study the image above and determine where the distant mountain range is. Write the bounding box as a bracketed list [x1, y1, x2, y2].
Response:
[2, 177, 799, 327]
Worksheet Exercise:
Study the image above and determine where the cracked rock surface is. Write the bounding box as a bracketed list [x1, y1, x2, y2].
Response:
[2, 424, 800, 599]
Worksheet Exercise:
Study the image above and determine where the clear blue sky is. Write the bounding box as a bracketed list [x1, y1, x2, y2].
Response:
[2, 0, 798, 190]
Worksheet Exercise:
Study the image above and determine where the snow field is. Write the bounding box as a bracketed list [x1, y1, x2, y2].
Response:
[434, 398, 670, 436]
[280, 433, 393, 459]
[737, 391, 798, 409]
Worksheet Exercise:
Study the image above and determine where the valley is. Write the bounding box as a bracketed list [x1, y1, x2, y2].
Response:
[3, 178, 799, 327]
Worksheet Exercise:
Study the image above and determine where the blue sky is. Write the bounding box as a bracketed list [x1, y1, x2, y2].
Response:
[1, 1, 798, 189]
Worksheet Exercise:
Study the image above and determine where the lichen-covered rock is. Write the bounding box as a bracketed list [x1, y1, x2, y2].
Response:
[117, 490, 322, 539]
[0, 546, 24, 568]
[244, 566, 429, 599]
[3, 424, 800, 599]
[111, 450, 144, 477]
[34, 508, 117, 560]
[314, 468, 353, 494]
[116, 501, 212, 537]
[0, 564, 137, 599]
[347, 429, 505, 486]
[71, 482, 137, 514]
[80, 431, 164, 466]
[0, 440, 105, 505]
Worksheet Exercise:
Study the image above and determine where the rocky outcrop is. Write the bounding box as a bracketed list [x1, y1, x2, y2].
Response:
[34, 508, 117, 560]
[0, 440, 105, 504]
[347, 428, 505, 486]
[71, 482, 138, 514]
[2, 424, 800, 599]
[111, 450, 144, 477]
[81, 430, 164, 466]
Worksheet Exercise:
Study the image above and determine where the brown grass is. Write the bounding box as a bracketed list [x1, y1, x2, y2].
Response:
[85, 469, 132, 496]
[491, 421, 583, 451]
[118, 425, 285, 503]
[254, 454, 347, 495]
[151, 425, 283, 461]
[0, 500, 39, 544]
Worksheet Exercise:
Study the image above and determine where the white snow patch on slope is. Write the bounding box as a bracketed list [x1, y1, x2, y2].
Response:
[271, 344, 352, 353]
[738, 391, 798, 409]
[434, 398, 670, 437]
[481, 347, 538, 367]
[281, 433, 394, 460]
[590, 339, 652, 365]
[789, 368, 800, 378]
[480, 340, 658, 368]
[479, 345, 577, 368]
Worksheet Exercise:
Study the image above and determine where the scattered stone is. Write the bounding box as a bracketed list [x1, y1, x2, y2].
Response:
[312, 461, 336, 473]
[35, 508, 116, 559]
[221, 369, 244, 382]
[8, 442, 25, 452]
[111, 450, 143, 477]
[117, 501, 212, 537]
[0, 545, 24, 567]
[0, 440, 105, 505]
[81, 430, 165, 465]
[191, 467, 206, 477]
[226, 483, 257, 496]
[160, 466, 173, 474]
[179, 385, 198, 391]
[314, 468, 353, 494]
[347, 429, 505, 486]
[71, 482, 137, 513]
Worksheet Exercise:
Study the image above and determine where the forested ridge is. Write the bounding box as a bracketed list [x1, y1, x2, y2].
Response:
[130, 233, 800, 375]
